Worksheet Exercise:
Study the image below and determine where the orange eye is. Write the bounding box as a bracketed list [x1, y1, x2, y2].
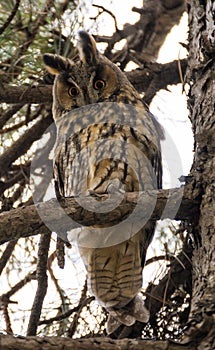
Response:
[68, 86, 79, 97]
[94, 79, 106, 90]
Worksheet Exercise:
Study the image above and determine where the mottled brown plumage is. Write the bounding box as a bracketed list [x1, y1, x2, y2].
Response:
[43, 31, 162, 334]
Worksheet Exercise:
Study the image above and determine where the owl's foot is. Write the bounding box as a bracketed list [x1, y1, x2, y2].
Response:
[88, 190, 103, 197]
[106, 294, 150, 334]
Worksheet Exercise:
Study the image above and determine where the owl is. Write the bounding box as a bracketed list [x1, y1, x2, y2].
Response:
[43, 31, 162, 334]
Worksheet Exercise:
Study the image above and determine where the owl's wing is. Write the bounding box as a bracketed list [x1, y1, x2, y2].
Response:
[53, 106, 162, 334]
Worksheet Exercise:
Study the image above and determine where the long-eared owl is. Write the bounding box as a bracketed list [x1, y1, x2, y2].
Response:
[43, 31, 162, 334]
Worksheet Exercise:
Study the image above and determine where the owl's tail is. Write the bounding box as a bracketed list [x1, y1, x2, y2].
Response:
[106, 294, 149, 334]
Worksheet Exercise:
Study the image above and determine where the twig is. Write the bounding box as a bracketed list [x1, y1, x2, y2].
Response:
[0, 0, 21, 36]
[0, 112, 53, 178]
[146, 242, 193, 315]
[47, 250, 68, 306]
[38, 296, 94, 326]
[67, 279, 88, 338]
[26, 232, 51, 336]
[145, 254, 174, 267]
[0, 239, 18, 275]
[92, 4, 119, 31]
[163, 268, 171, 309]
[1, 271, 36, 301]
[17, 0, 55, 55]
[2, 304, 13, 334]
[5, 178, 26, 205]
[0, 166, 30, 203]
[0, 166, 30, 197]
[132, 6, 145, 15]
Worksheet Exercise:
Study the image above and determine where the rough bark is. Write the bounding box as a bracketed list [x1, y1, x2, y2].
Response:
[0, 185, 200, 244]
[183, 0, 215, 349]
[0, 334, 202, 350]
[0, 84, 53, 105]
[129, 59, 187, 104]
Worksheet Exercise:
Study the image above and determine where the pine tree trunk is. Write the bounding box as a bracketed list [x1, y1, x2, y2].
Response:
[185, 0, 215, 348]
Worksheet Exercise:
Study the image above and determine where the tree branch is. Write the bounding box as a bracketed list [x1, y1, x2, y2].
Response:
[0, 84, 53, 104]
[0, 185, 200, 244]
[2, 303, 13, 334]
[0, 333, 201, 350]
[0, 239, 18, 275]
[98, 0, 186, 60]
[0, 104, 24, 129]
[127, 59, 187, 104]
[0, 113, 52, 177]
[0, 59, 187, 105]
[38, 296, 93, 327]
[0, 271, 36, 303]
[0, 0, 21, 36]
[92, 4, 119, 31]
[27, 233, 51, 336]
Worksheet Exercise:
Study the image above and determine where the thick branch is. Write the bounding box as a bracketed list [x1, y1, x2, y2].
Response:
[0, 334, 201, 350]
[0, 59, 186, 106]
[0, 185, 200, 244]
[127, 59, 187, 104]
[0, 59, 186, 105]
[0, 84, 53, 104]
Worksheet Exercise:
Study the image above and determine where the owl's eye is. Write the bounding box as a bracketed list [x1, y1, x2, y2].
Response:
[68, 86, 79, 97]
[94, 79, 106, 90]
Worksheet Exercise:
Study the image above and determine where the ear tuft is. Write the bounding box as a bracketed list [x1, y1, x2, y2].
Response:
[43, 53, 72, 75]
[77, 31, 99, 65]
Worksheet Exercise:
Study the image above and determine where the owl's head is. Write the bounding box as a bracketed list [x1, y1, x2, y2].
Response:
[43, 31, 139, 120]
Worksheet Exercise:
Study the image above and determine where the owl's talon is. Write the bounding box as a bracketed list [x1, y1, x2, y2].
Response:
[88, 190, 102, 198]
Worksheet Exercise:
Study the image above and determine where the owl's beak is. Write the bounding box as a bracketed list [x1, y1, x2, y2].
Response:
[84, 93, 90, 105]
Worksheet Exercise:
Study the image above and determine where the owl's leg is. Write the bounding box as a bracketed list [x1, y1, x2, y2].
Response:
[106, 294, 149, 334]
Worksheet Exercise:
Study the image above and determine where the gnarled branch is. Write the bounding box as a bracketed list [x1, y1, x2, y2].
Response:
[0, 185, 200, 244]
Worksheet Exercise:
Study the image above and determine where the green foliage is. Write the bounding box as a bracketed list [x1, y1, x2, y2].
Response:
[0, 0, 89, 84]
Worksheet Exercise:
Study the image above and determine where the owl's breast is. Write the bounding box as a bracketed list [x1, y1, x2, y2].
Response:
[54, 122, 158, 198]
